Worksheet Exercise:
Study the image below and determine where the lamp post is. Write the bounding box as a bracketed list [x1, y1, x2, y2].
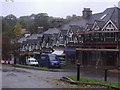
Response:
[104, 68, 108, 81]
[77, 63, 80, 81]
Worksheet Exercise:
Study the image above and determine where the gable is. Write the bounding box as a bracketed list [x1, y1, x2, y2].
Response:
[102, 20, 118, 30]
[67, 26, 73, 36]
[59, 33, 63, 38]
[92, 22, 100, 30]
[84, 25, 89, 31]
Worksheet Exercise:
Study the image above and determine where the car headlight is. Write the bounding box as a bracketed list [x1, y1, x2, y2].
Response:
[51, 63, 54, 65]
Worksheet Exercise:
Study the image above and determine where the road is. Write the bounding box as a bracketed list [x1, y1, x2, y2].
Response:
[1, 65, 120, 88]
[2, 65, 76, 88]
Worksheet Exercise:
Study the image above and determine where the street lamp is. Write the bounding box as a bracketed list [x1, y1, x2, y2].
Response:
[77, 63, 80, 81]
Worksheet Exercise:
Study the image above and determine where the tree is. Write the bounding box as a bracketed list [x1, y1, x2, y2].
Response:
[18, 16, 34, 30]
[14, 23, 22, 37]
[33, 13, 49, 33]
[2, 36, 12, 60]
[5, 14, 17, 27]
[2, 16, 16, 38]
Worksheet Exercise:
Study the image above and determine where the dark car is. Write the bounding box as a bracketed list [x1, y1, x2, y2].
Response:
[39, 54, 61, 68]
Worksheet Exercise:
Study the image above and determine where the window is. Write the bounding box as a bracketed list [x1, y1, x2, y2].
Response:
[79, 35, 81, 37]
[95, 26, 100, 30]
[49, 56, 56, 61]
[69, 32, 73, 37]
[95, 33, 100, 37]
[59, 36, 64, 44]
[106, 33, 115, 38]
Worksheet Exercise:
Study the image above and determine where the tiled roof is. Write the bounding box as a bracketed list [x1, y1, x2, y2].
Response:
[61, 7, 120, 30]
[85, 23, 94, 30]
[94, 20, 106, 29]
[43, 28, 60, 34]
[18, 37, 27, 43]
[60, 29, 67, 35]
[27, 34, 43, 40]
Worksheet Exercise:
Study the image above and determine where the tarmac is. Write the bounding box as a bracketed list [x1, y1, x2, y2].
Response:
[2, 64, 120, 83]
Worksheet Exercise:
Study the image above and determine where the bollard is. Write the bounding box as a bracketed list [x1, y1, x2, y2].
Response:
[104, 68, 108, 81]
[77, 63, 80, 81]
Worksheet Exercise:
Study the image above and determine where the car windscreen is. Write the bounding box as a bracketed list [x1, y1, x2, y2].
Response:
[49, 56, 56, 61]
[30, 60, 37, 62]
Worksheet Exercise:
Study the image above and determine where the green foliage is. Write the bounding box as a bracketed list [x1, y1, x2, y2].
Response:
[2, 15, 17, 39]
[4, 14, 17, 26]
[13, 23, 22, 36]
[33, 13, 49, 33]
[66, 76, 120, 87]
[18, 16, 34, 30]
[2, 13, 72, 37]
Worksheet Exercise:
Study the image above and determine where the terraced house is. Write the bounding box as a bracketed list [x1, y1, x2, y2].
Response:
[18, 7, 120, 67]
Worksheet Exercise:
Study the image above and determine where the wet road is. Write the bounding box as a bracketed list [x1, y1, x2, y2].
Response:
[1, 65, 120, 88]
[2, 65, 76, 88]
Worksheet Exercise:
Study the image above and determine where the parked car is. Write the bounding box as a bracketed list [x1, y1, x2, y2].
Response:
[26, 57, 38, 66]
[1, 60, 5, 64]
[5, 60, 10, 64]
[39, 54, 61, 68]
[57, 55, 66, 65]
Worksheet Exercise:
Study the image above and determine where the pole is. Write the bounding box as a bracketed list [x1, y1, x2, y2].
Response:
[104, 68, 108, 81]
[77, 63, 80, 81]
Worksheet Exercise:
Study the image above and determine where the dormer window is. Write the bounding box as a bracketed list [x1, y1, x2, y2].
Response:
[94, 26, 100, 30]
[69, 32, 73, 37]
[87, 28, 90, 31]
[106, 23, 116, 30]
[102, 20, 118, 31]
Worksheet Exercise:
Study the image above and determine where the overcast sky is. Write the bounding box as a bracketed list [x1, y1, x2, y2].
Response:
[1, 0, 120, 18]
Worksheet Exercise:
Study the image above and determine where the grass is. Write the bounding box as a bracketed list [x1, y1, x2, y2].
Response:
[15, 64, 60, 70]
[66, 76, 120, 87]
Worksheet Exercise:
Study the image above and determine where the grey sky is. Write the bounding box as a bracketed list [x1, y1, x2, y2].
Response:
[1, 0, 119, 18]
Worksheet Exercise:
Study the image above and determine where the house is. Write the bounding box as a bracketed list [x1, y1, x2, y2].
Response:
[17, 7, 120, 67]
[57, 29, 67, 46]
[66, 7, 120, 67]
[42, 28, 60, 48]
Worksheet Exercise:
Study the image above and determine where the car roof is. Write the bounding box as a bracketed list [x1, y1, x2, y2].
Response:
[41, 54, 56, 56]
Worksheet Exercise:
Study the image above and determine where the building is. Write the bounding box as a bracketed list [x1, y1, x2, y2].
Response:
[17, 7, 120, 68]
[65, 7, 120, 68]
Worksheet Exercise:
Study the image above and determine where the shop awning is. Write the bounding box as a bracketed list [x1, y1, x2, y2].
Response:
[64, 48, 76, 54]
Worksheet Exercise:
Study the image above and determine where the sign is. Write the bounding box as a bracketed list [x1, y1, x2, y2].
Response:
[41, 56, 46, 60]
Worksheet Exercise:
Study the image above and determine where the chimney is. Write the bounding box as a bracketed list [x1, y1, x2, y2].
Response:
[82, 8, 92, 19]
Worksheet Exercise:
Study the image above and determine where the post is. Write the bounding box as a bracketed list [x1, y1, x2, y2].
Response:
[77, 63, 80, 81]
[104, 68, 108, 81]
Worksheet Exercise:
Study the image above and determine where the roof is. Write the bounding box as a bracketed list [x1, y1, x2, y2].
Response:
[85, 23, 93, 30]
[27, 34, 43, 40]
[93, 20, 106, 29]
[61, 7, 120, 30]
[60, 29, 67, 36]
[43, 28, 60, 34]
[18, 34, 43, 43]
[18, 37, 27, 43]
